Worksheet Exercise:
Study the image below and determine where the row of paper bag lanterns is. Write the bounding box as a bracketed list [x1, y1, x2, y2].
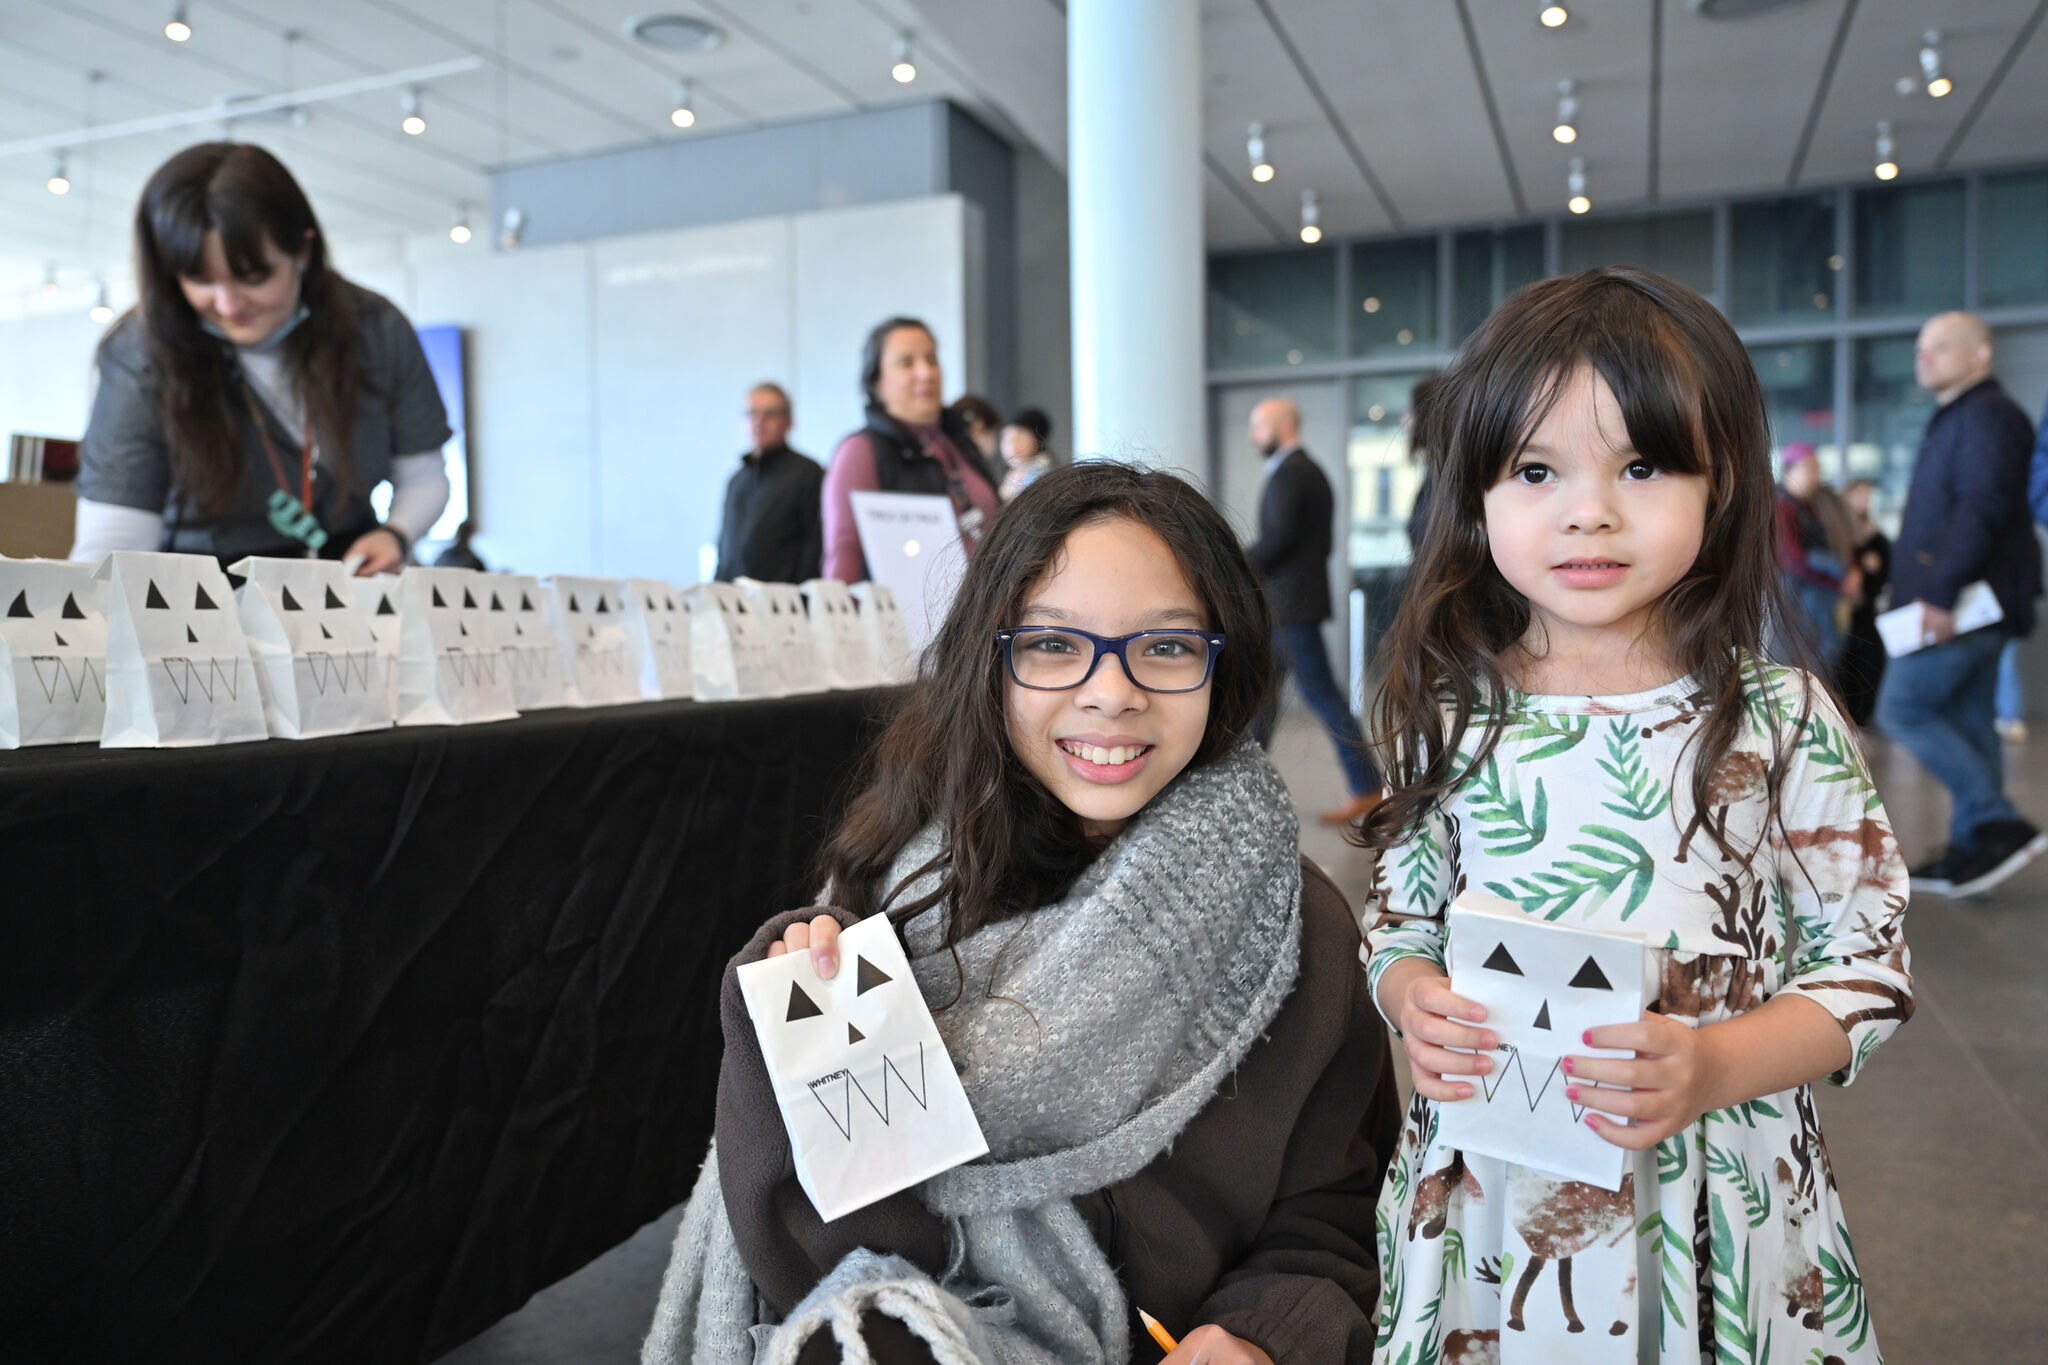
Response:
[0, 550, 917, 749]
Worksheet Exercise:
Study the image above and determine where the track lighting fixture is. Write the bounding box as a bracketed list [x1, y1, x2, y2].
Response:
[46, 152, 70, 195]
[1299, 189, 1321, 244]
[449, 203, 472, 244]
[400, 86, 425, 135]
[1248, 123, 1273, 182]
[165, 0, 191, 42]
[1919, 31, 1951, 97]
[1874, 122, 1898, 180]
[1553, 80, 1578, 144]
[1539, 5, 1569, 28]
[670, 79, 696, 129]
[1567, 157, 1590, 214]
[40, 263, 59, 298]
[890, 33, 917, 84]
[89, 279, 112, 324]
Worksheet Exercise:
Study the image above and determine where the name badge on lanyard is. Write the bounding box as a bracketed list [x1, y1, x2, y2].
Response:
[243, 377, 328, 554]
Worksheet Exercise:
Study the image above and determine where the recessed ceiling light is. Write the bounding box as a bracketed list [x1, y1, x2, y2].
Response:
[625, 13, 724, 53]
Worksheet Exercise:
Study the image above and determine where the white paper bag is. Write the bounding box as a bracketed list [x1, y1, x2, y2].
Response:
[685, 582, 784, 701]
[851, 582, 917, 685]
[738, 578, 827, 695]
[348, 575, 403, 718]
[394, 566, 518, 726]
[97, 550, 268, 748]
[0, 557, 107, 748]
[546, 576, 640, 706]
[1876, 579, 2006, 658]
[229, 556, 391, 739]
[486, 573, 579, 711]
[621, 578, 692, 700]
[1435, 892, 1657, 1190]
[737, 914, 989, 1222]
[802, 578, 879, 691]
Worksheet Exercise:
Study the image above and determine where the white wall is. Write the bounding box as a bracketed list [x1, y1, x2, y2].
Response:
[0, 194, 978, 583]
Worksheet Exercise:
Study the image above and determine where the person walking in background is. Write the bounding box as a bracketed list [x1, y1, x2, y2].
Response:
[997, 406, 1056, 501]
[947, 393, 1004, 487]
[1774, 442, 1857, 666]
[1837, 477, 1891, 727]
[822, 318, 1000, 583]
[714, 382, 822, 584]
[1879, 311, 2044, 898]
[432, 520, 486, 571]
[1245, 397, 1382, 825]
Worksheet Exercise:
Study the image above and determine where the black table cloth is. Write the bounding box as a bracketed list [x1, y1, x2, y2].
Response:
[0, 689, 895, 1364]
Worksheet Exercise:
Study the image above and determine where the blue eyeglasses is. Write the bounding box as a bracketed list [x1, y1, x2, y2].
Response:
[996, 626, 1226, 693]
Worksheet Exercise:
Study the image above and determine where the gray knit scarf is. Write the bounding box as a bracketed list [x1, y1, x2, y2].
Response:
[644, 738, 1303, 1365]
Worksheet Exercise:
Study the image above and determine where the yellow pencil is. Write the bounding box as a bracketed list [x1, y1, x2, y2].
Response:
[1138, 1307, 1179, 1355]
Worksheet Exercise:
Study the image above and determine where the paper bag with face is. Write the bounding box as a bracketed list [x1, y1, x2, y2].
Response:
[98, 550, 267, 748]
[484, 573, 578, 710]
[546, 576, 640, 707]
[684, 582, 783, 701]
[621, 578, 692, 700]
[851, 582, 916, 685]
[394, 566, 518, 726]
[0, 557, 108, 748]
[738, 578, 826, 695]
[1436, 891, 1654, 1190]
[348, 575, 403, 718]
[737, 914, 989, 1222]
[801, 578, 879, 690]
[230, 556, 391, 739]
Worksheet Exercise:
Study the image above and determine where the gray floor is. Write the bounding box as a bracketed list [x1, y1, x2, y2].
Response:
[436, 702, 2048, 1364]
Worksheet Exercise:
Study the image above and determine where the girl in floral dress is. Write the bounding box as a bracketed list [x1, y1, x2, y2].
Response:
[1360, 267, 1912, 1365]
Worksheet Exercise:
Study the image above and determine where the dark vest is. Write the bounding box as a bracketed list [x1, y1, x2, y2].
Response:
[861, 404, 993, 496]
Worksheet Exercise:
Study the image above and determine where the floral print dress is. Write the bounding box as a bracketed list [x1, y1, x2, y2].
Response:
[1365, 666, 1912, 1365]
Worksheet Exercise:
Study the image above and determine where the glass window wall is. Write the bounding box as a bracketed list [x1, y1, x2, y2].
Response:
[1207, 248, 1337, 369]
[1453, 226, 1544, 341]
[1345, 372, 1433, 572]
[1850, 334, 1934, 527]
[1854, 179, 1965, 318]
[1748, 340, 1838, 476]
[1982, 170, 2048, 309]
[1349, 236, 1438, 358]
[1731, 193, 1839, 325]
[1560, 210, 1715, 296]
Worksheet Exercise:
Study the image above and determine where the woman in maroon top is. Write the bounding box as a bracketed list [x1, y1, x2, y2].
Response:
[821, 316, 1002, 582]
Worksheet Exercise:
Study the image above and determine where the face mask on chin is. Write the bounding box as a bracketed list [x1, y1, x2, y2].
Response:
[202, 301, 311, 352]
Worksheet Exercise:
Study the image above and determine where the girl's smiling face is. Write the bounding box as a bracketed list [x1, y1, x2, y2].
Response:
[1482, 365, 1709, 666]
[1005, 517, 1213, 838]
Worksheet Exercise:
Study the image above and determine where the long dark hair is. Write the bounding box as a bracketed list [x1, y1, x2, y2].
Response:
[1360, 265, 1813, 864]
[816, 460, 1275, 947]
[859, 315, 934, 407]
[121, 142, 360, 515]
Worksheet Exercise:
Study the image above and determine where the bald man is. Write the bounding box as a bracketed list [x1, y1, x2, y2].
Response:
[1878, 311, 2044, 899]
[1245, 398, 1382, 823]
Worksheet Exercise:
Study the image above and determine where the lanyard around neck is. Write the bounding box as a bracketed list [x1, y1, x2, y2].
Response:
[240, 376, 314, 512]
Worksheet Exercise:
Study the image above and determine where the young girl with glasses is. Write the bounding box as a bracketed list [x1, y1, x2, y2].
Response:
[1362, 268, 1913, 1363]
[647, 461, 1401, 1365]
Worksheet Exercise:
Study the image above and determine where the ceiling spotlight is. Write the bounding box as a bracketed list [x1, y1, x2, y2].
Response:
[1919, 30, 1951, 97]
[89, 279, 113, 324]
[1248, 122, 1274, 182]
[1539, 5, 1569, 28]
[1567, 157, 1590, 214]
[46, 152, 70, 195]
[499, 205, 527, 251]
[890, 33, 917, 84]
[449, 202, 472, 244]
[400, 86, 426, 135]
[1299, 189, 1322, 244]
[40, 263, 59, 298]
[1874, 121, 1898, 180]
[165, 0, 191, 41]
[670, 79, 696, 129]
[1553, 79, 1579, 143]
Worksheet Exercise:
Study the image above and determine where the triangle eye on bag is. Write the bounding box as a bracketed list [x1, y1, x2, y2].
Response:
[485, 572, 578, 711]
[544, 575, 640, 707]
[737, 578, 827, 696]
[347, 574, 404, 719]
[96, 551, 267, 748]
[800, 578, 879, 691]
[850, 582, 917, 685]
[393, 566, 518, 726]
[0, 557, 109, 748]
[229, 556, 392, 739]
[684, 582, 784, 702]
[620, 576, 692, 701]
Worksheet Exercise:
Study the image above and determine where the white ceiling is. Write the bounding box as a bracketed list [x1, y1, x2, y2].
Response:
[1, 0, 2043, 314]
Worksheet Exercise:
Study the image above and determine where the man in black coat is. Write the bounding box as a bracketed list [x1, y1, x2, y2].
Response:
[715, 383, 823, 584]
[1245, 398, 1381, 824]
[1878, 312, 2044, 899]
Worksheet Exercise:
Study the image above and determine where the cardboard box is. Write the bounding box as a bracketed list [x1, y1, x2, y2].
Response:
[0, 483, 79, 559]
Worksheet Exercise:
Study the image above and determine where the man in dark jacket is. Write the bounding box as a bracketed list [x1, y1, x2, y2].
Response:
[1878, 312, 2044, 899]
[1246, 399, 1381, 825]
[715, 383, 823, 583]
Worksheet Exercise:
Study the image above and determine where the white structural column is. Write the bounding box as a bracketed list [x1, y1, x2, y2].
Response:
[1068, 0, 1205, 477]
